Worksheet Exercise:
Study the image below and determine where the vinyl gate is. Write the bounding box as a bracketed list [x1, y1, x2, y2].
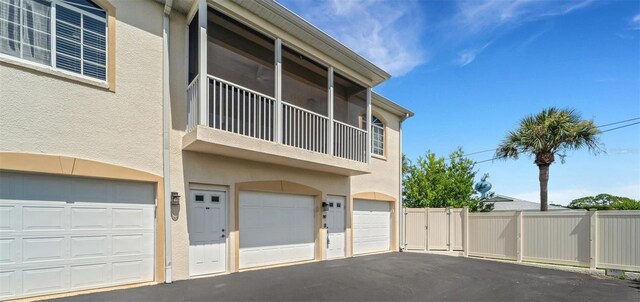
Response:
[403, 208, 466, 252]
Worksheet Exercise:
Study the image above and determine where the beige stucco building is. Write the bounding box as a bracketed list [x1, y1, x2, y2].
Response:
[0, 0, 412, 300]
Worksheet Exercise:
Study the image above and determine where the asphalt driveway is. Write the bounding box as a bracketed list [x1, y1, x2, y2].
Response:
[50, 253, 638, 302]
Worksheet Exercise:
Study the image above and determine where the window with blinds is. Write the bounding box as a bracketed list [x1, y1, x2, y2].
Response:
[0, 0, 107, 81]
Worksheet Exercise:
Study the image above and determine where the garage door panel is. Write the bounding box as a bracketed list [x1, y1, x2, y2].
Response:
[71, 236, 108, 258]
[23, 237, 66, 262]
[112, 259, 152, 283]
[71, 207, 109, 229]
[0, 206, 15, 230]
[70, 263, 108, 288]
[23, 266, 66, 294]
[353, 200, 391, 255]
[239, 192, 315, 269]
[23, 206, 66, 231]
[0, 270, 16, 296]
[0, 172, 155, 300]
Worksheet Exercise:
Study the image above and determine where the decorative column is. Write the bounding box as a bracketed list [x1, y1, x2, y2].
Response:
[274, 39, 282, 143]
[198, 0, 208, 126]
[327, 67, 334, 155]
[365, 88, 372, 162]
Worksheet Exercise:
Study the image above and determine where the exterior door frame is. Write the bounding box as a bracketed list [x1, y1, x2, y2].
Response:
[327, 195, 346, 259]
[188, 188, 228, 276]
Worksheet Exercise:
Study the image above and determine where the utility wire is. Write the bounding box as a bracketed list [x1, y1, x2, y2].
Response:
[600, 121, 640, 133]
[473, 121, 640, 164]
[597, 117, 640, 128]
[461, 117, 640, 159]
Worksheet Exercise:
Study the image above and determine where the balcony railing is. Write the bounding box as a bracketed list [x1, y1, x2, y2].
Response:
[333, 120, 367, 162]
[282, 102, 328, 154]
[186, 75, 200, 132]
[187, 76, 368, 163]
[208, 76, 275, 141]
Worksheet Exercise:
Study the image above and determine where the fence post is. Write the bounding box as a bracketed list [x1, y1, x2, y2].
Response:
[463, 207, 469, 257]
[590, 210, 598, 269]
[447, 207, 454, 251]
[516, 211, 523, 262]
[425, 207, 429, 251]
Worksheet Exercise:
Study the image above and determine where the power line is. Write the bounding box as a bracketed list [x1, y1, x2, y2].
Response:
[473, 121, 640, 164]
[462, 117, 640, 159]
[600, 121, 640, 133]
[463, 149, 495, 156]
[597, 117, 640, 128]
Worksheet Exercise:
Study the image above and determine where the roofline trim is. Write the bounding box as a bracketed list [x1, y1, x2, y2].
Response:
[372, 91, 414, 118]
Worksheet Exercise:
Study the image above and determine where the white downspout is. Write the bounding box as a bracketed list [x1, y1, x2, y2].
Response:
[399, 113, 409, 251]
[163, 0, 173, 284]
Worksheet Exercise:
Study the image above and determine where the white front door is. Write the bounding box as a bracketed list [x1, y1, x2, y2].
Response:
[327, 196, 345, 259]
[189, 190, 226, 276]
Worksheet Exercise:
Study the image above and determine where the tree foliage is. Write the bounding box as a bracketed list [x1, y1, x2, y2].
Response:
[568, 194, 640, 210]
[495, 107, 601, 211]
[403, 148, 493, 212]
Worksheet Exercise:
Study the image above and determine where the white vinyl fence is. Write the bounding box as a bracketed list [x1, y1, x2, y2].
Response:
[404, 208, 640, 272]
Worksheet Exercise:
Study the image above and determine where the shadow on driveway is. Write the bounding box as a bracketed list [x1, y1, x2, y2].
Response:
[49, 253, 638, 301]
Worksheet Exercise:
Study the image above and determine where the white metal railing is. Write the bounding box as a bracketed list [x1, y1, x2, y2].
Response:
[186, 75, 200, 132]
[208, 75, 276, 141]
[333, 120, 367, 162]
[187, 75, 369, 163]
[282, 102, 329, 154]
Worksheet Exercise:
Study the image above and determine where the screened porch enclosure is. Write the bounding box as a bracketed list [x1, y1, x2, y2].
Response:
[186, 6, 371, 163]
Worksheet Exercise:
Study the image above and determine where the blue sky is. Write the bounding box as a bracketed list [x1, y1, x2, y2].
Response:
[279, 0, 640, 205]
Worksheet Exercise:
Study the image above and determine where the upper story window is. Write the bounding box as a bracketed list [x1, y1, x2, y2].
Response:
[371, 116, 384, 156]
[0, 0, 108, 81]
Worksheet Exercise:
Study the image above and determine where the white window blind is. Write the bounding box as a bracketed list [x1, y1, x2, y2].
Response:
[0, 0, 107, 80]
[372, 116, 384, 156]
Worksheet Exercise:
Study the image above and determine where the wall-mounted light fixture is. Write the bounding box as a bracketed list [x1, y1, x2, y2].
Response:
[171, 192, 181, 205]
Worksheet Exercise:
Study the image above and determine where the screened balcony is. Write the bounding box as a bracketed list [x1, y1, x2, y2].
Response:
[184, 6, 372, 171]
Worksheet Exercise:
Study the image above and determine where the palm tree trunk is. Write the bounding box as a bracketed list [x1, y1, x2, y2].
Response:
[538, 164, 550, 211]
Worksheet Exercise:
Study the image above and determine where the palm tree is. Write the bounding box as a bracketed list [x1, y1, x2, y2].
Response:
[495, 108, 602, 211]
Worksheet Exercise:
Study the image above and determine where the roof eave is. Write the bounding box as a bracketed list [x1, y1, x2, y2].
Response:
[372, 92, 414, 119]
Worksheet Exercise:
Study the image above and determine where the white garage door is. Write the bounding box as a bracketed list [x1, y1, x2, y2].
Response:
[353, 199, 391, 255]
[0, 172, 155, 300]
[239, 192, 315, 269]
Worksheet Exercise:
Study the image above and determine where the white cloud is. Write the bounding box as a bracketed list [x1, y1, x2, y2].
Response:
[447, 0, 595, 67]
[277, 0, 426, 77]
[453, 0, 595, 34]
[511, 184, 640, 206]
[455, 41, 492, 66]
[632, 13, 640, 30]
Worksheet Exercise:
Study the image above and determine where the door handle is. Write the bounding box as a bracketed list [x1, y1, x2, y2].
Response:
[221, 234, 225, 238]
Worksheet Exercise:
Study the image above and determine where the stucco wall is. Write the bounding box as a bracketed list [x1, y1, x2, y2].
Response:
[350, 106, 402, 250]
[0, 0, 165, 176]
[351, 106, 401, 200]
[168, 152, 350, 280]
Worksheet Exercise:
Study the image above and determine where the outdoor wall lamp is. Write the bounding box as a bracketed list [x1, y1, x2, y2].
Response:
[171, 192, 181, 205]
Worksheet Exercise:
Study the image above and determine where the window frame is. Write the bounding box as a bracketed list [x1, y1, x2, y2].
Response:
[371, 115, 385, 158]
[0, 0, 115, 90]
